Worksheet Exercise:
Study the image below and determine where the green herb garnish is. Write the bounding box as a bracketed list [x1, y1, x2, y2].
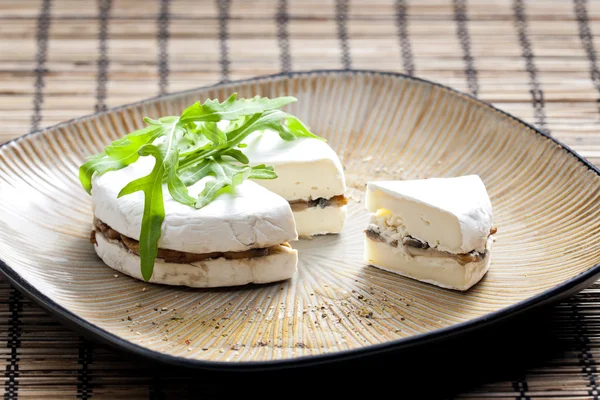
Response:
[80, 94, 322, 281]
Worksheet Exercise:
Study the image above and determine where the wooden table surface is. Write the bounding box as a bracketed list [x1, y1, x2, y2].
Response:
[0, 0, 599, 398]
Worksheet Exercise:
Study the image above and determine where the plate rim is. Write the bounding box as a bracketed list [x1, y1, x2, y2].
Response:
[0, 68, 599, 371]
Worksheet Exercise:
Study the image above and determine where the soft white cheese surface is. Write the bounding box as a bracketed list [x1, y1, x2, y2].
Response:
[240, 129, 346, 201]
[366, 175, 492, 254]
[294, 205, 347, 237]
[91, 156, 298, 254]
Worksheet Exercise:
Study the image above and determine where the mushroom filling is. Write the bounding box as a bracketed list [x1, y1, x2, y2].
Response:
[365, 229, 488, 265]
[90, 218, 289, 263]
[288, 195, 348, 212]
[365, 210, 496, 266]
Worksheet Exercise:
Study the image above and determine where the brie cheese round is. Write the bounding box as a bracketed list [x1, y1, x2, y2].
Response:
[91, 156, 298, 254]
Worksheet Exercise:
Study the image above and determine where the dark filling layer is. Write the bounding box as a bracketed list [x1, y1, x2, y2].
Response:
[288, 195, 348, 212]
[365, 229, 491, 266]
[91, 218, 289, 264]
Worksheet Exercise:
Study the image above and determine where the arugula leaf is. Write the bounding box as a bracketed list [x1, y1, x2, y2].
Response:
[194, 159, 248, 208]
[79, 125, 161, 193]
[179, 93, 297, 124]
[117, 145, 166, 281]
[195, 180, 229, 209]
[285, 114, 324, 140]
[223, 110, 321, 147]
[200, 122, 227, 146]
[178, 157, 277, 209]
[179, 159, 212, 187]
[223, 113, 264, 146]
[248, 164, 277, 180]
[221, 148, 249, 164]
[79, 153, 118, 194]
[166, 155, 195, 207]
[157, 117, 197, 207]
[143, 117, 162, 126]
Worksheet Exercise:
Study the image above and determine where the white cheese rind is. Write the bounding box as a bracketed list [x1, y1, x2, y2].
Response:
[94, 234, 298, 288]
[293, 205, 347, 236]
[91, 156, 298, 254]
[364, 236, 492, 291]
[240, 130, 346, 201]
[366, 175, 492, 254]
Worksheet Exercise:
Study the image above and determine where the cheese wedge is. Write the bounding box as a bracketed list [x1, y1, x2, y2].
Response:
[364, 175, 494, 291]
[240, 129, 347, 236]
[90, 156, 299, 287]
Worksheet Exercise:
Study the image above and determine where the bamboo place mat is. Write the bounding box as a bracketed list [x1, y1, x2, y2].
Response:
[1, 0, 600, 398]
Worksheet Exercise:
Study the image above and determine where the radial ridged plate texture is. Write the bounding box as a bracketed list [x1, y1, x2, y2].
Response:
[0, 71, 599, 367]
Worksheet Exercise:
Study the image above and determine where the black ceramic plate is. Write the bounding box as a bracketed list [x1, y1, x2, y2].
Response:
[0, 70, 598, 370]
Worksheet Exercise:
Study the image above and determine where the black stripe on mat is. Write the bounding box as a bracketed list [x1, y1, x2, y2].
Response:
[512, 4, 543, 394]
[9, 3, 52, 395]
[453, 0, 478, 97]
[217, 0, 231, 82]
[574, 0, 600, 115]
[513, 0, 549, 134]
[96, 0, 112, 112]
[394, 0, 414, 76]
[571, 301, 599, 399]
[276, 0, 292, 73]
[335, 0, 352, 70]
[76, 337, 94, 400]
[3, 290, 23, 399]
[30, 0, 52, 133]
[74, 2, 113, 397]
[157, 0, 170, 95]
